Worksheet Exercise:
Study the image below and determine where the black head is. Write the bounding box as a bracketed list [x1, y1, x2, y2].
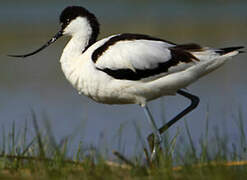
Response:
[60, 6, 100, 35]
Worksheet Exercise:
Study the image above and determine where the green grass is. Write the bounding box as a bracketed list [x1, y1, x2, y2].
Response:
[0, 109, 246, 179]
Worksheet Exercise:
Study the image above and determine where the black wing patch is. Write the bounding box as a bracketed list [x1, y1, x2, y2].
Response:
[92, 33, 176, 62]
[97, 46, 199, 81]
[216, 46, 244, 55]
[175, 43, 203, 51]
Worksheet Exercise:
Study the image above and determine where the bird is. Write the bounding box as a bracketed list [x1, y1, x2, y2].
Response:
[9, 6, 244, 160]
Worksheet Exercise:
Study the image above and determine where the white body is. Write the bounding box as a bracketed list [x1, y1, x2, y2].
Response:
[59, 17, 240, 106]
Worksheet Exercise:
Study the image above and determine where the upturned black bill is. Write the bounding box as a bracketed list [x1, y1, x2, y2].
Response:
[8, 30, 63, 58]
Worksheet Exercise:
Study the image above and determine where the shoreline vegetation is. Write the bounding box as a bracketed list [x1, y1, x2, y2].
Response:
[0, 110, 246, 179]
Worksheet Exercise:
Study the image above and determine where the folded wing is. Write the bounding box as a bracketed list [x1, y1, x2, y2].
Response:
[93, 34, 200, 80]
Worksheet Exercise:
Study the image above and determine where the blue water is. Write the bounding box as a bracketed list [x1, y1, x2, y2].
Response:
[1, 1, 247, 24]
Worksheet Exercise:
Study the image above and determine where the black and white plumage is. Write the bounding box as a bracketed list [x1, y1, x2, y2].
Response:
[9, 6, 244, 160]
[94, 34, 200, 81]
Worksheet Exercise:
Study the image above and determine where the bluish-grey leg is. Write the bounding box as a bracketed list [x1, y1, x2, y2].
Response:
[143, 105, 162, 160]
[147, 89, 200, 153]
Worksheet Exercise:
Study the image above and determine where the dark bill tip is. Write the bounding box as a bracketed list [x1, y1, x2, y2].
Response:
[8, 30, 63, 58]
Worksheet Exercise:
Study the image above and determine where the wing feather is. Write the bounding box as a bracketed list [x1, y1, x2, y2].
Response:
[96, 40, 173, 70]
[93, 34, 198, 80]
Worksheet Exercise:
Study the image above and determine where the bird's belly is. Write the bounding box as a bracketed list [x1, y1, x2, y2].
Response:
[79, 80, 140, 105]
[73, 70, 139, 105]
[76, 74, 178, 106]
[91, 93, 138, 105]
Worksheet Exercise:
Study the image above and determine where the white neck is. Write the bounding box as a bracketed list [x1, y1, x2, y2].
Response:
[59, 16, 98, 86]
[60, 31, 91, 85]
[60, 17, 93, 64]
[60, 33, 89, 63]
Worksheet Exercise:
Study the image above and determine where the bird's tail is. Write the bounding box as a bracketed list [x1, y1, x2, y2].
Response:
[190, 46, 244, 78]
[215, 46, 245, 56]
[191, 45, 244, 62]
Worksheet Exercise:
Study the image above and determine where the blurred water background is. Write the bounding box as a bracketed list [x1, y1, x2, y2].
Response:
[0, 0, 246, 157]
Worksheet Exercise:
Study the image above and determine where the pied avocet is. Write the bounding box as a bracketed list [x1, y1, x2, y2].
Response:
[9, 6, 244, 160]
